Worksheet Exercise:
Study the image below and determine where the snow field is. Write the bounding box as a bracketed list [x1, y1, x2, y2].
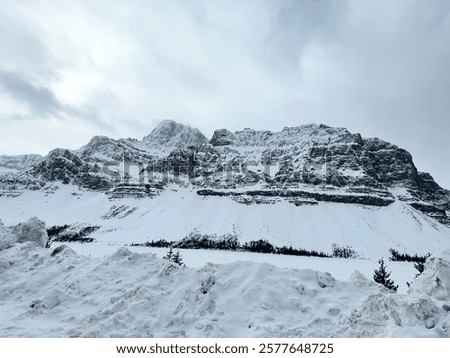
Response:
[0, 185, 449, 259]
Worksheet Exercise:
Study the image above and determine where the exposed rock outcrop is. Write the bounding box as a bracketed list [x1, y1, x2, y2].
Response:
[1, 121, 449, 224]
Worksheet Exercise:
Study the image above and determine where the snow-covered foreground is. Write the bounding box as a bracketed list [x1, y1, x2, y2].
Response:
[1, 236, 450, 337]
[68, 243, 418, 294]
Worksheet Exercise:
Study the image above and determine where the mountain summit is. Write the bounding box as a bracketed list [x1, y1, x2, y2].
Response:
[142, 119, 208, 150]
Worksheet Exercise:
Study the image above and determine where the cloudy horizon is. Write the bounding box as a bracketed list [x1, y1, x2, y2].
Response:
[0, 0, 449, 188]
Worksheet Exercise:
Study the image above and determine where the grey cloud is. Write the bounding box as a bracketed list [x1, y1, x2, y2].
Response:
[149, 49, 219, 93]
[0, 70, 113, 131]
[0, 12, 51, 74]
[0, 70, 63, 116]
[263, 0, 347, 69]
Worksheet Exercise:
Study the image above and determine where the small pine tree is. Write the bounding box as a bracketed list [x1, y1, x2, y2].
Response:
[163, 247, 174, 262]
[373, 258, 398, 292]
[172, 249, 184, 266]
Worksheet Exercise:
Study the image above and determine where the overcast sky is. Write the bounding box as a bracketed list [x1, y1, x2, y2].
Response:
[0, 0, 449, 188]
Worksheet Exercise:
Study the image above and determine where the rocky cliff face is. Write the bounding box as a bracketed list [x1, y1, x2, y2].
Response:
[1, 121, 449, 225]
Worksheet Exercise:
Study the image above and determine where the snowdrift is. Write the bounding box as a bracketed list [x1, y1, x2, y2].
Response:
[410, 250, 450, 302]
[0, 222, 449, 337]
[0, 217, 48, 250]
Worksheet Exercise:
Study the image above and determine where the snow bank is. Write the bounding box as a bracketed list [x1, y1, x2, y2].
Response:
[0, 219, 6, 235]
[0, 219, 15, 251]
[10, 217, 48, 248]
[410, 250, 450, 301]
[1, 216, 48, 251]
[0, 242, 449, 338]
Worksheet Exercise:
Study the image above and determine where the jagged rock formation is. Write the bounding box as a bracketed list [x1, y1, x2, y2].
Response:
[142, 119, 208, 151]
[0, 121, 449, 225]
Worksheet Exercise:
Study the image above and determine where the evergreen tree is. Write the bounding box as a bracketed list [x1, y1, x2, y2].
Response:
[373, 258, 398, 292]
[163, 247, 174, 262]
[172, 249, 184, 266]
[163, 247, 183, 266]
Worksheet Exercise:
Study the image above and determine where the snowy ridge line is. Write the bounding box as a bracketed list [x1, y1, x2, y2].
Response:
[0, 120, 450, 226]
[1, 240, 450, 338]
[1, 120, 448, 225]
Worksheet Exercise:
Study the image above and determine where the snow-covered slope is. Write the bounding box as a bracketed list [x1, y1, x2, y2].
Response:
[1, 236, 449, 337]
[0, 184, 448, 259]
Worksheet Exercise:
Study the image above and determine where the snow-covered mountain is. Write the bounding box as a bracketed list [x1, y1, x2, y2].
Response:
[1, 120, 450, 337]
[0, 120, 449, 258]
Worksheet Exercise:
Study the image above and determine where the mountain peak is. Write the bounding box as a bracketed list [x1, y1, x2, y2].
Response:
[142, 120, 208, 149]
[210, 123, 358, 147]
[1, 120, 449, 226]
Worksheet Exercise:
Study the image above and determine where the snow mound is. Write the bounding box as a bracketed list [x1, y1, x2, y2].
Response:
[410, 250, 450, 301]
[348, 292, 446, 337]
[1, 244, 449, 337]
[0, 219, 15, 251]
[316, 271, 335, 288]
[0, 219, 6, 234]
[350, 270, 374, 288]
[50, 244, 77, 257]
[10, 217, 48, 248]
